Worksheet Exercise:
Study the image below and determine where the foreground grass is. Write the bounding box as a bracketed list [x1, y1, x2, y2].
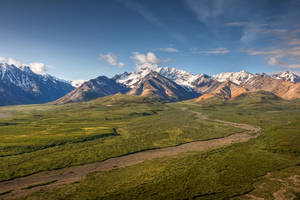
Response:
[22, 140, 299, 200]
[0, 95, 240, 181]
[233, 166, 300, 199]
[20, 92, 300, 200]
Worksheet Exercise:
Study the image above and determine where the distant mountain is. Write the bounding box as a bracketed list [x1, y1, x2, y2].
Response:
[114, 63, 222, 95]
[190, 74, 221, 93]
[114, 64, 208, 89]
[59, 69, 199, 104]
[115, 66, 300, 101]
[0, 63, 74, 106]
[196, 81, 248, 101]
[213, 70, 254, 85]
[271, 71, 300, 83]
[127, 71, 198, 100]
[56, 76, 129, 104]
[242, 74, 300, 100]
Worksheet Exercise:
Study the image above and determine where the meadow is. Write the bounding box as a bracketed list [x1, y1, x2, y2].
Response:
[1, 92, 300, 199]
[0, 95, 240, 182]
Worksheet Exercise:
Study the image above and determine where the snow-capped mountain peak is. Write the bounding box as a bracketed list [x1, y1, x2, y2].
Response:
[213, 70, 254, 85]
[114, 63, 209, 89]
[271, 71, 300, 83]
[0, 63, 74, 105]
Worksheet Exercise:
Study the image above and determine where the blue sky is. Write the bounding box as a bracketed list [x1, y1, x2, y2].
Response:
[0, 0, 300, 80]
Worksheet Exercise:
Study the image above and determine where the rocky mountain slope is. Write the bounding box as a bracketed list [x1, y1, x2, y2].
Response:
[196, 81, 248, 101]
[127, 71, 198, 100]
[2, 62, 300, 105]
[64, 66, 300, 103]
[213, 70, 254, 85]
[0, 63, 74, 106]
[271, 71, 300, 83]
[114, 63, 209, 90]
[241, 74, 300, 100]
[56, 76, 129, 104]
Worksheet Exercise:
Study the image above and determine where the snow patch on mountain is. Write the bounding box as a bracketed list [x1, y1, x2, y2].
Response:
[271, 71, 300, 83]
[115, 63, 208, 89]
[213, 70, 254, 85]
[71, 80, 86, 87]
[0, 63, 73, 91]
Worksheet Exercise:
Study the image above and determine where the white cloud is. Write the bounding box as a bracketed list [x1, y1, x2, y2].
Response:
[243, 48, 282, 56]
[99, 53, 125, 67]
[192, 48, 230, 55]
[8, 57, 22, 67]
[28, 63, 47, 74]
[160, 47, 179, 53]
[131, 52, 160, 64]
[146, 52, 160, 63]
[4, 57, 48, 74]
[118, 62, 125, 67]
[244, 47, 300, 69]
[284, 64, 300, 69]
[0, 56, 6, 62]
[266, 57, 284, 66]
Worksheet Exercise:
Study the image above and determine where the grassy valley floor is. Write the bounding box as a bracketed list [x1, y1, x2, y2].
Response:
[0, 93, 299, 199]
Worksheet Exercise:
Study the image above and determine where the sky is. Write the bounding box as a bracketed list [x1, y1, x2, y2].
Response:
[0, 0, 300, 81]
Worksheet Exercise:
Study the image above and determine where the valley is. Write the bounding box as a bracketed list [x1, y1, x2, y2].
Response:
[0, 107, 261, 199]
[0, 92, 299, 199]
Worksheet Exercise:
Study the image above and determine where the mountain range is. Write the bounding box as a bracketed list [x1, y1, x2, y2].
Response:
[1, 62, 300, 105]
[0, 63, 74, 106]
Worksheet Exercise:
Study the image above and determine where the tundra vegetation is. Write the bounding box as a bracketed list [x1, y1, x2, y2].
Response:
[0, 92, 299, 199]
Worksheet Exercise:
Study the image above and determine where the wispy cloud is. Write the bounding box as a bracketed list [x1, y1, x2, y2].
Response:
[287, 39, 300, 46]
[224, 21, 248, 27]
[159, 47, 179, 53]
[184, 0, 226, 25]
[241, 25, 300, 69]
[3, 57, 48, 74]
[284, 64, 300, 69]
[243, 46, 300, 69]
[7, 57, 22, 67]
[118, 0, 162, 27]
[192, 48, 230, 55]
[225, 21, 287, 35]
[283, 28, 300, 46]
[229, 22, 289, 43]
[131, 52, 160, 64]
[99, 53, 125, 68]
